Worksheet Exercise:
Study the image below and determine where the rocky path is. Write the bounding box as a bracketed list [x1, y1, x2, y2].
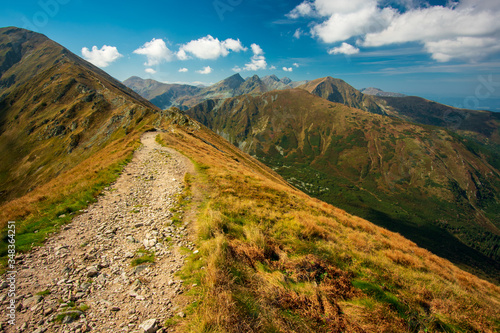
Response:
[1, 132, 196, 333]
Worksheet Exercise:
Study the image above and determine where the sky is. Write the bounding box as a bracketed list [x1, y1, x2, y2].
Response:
[1, 0, 500, 111]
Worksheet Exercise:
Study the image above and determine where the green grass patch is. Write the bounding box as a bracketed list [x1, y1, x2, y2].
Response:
[131, 248, 155, 266]
[36, 289, 51, 296]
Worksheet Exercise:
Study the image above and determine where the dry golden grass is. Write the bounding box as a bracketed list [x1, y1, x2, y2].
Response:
[160, 124, 500, 332]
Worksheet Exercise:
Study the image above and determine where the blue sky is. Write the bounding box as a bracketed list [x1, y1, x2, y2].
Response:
[1, 0, 500, 111]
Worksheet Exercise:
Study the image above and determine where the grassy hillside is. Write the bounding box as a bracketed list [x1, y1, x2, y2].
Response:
[0, 27, 197, 263]
[186, 89, 500, 283]
[157, 123, 500, 332]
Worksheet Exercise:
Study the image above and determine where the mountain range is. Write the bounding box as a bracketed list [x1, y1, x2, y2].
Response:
[125, 74, 500, 144]
[124, 74, 308, 110]
[1, 27, 500, 332]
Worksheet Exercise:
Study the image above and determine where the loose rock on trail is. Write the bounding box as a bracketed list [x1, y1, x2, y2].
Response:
[0, 132, 196, 332]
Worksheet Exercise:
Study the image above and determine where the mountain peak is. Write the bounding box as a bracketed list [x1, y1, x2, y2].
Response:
[218, 73, 245, 89]
[264, 74, 280, 82]
[247, 74, 262, 82]
[280, 77, 292, 84]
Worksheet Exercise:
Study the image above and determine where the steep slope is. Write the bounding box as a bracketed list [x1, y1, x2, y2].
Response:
[299, 77, 384, 114]
[238, 74, 268, 95]
[299, 77, 500, 145]
[186, 89, 500, 282]
[157, 123, 500, 332]
[0, 27, 159, 204]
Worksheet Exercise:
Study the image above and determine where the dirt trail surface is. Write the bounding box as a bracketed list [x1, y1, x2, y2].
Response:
[1, 132, 196, 333]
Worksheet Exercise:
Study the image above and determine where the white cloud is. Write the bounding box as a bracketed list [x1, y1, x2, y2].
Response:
[177, 35, 246, 60]
[242, 43, 267, 71]
[312, 5, 396, 43]
[250, 43, 263, 56]
[196, 66, 213, 74]
[286, 1, 315, 18]
[293, 29, 303, 39]
[283, 67, 293, 72]
[81, 45, 122, 68]
[134, 38, 173, 66]
[178, 67, 189, 72]
[269, 65, 277, 70]
[425, 37, 500, 62]
[293, 63, 300, 68]
[287, 0, 500, 62]
[145, 68, 157, 74]
[328, 43, 360, 55]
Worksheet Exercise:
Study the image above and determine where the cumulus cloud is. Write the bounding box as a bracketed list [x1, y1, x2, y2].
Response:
[178, 67, 189, 72]
[287, 0, 500, 62]
[283, 67, 293, 72]
[134, 38, 173, 66]
[293, 63, 300, 68]
[242, 43, 267, 71]
[81, 45, 122, 67]
[196, 66, 213, 74]
[328, 43, 360, 55]
[145, 68, 157, 74]
[177, 35, 246, 60]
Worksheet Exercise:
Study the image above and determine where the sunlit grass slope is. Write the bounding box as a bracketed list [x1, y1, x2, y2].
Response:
[158, 123, 500, 333]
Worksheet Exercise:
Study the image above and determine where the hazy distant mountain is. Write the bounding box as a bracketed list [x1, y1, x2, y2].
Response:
[361, 87, 406, 97]
[124, 74, 306, 110]
[123, 76, 201, 109]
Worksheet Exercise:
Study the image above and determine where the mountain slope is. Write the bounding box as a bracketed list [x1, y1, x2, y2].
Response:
[300, 77, 500, 143]
[0, 27, 160, 205]
[0, 27, 198, 258]
[158, 122, 500, 332]
[186, 89, 500, 282]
